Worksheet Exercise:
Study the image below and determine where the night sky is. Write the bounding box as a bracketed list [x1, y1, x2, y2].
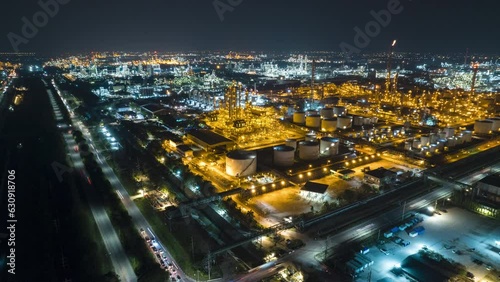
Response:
[1, 0, 499, 55]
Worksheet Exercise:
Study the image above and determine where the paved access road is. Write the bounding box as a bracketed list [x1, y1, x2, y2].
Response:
[52, 80, 191, 281]
[49, 82, 137, 282]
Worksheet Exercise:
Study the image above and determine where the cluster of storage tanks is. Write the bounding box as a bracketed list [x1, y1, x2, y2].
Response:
[404, 128, 473, 155]
[474, 117, 500, 134]
[292, 107, 377, 132]
[271, 136, 340, 167]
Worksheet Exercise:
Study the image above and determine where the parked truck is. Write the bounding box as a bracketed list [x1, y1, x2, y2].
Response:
[409, 226, 425, 237]
[384, 227, 401, 238]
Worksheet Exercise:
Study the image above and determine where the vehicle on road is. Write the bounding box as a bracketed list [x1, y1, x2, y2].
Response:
[399, 240, 410, 247]
[393, 236, 402, 244]
[379, 248, 389, 255]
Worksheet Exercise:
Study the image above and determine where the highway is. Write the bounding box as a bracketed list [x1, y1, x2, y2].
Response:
[51, 80, 192, 282]
[233, 161, 500, 281]
[48, 83, 137, 282]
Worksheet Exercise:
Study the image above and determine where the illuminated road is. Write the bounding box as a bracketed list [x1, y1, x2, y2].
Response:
[233, 262, 284, 282]
[233, 161, 500, 281]
[51, 80, 194, 282]
[50, 89, 137, 282]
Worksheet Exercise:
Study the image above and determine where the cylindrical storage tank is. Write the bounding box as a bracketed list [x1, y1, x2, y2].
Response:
[474, 120, 493, 134]
[438, 132, 447, 139]
[273, 146, 295, 167]
[429, 133, 438, 144]
[420, 135, 430, 147]
[444, 127, 455, 138]
[371, 117, 379, 124]
[436, 139, 446, 150]
[456, 134, 465, 145]
[305, 132, 317, 142]
[320, 108, 334, 119]
[333, 106, 346, 116]
[353, 116, 364, 126]
[447, 137, 456, 147]
[487, 117, 500, 131]
[412, 138, 421, 149]
[321, 118, 337, 132]
[430, 144, 438, 154]
[298, 141, 320, 161]
[421, 146, 429, 155]
[363, 117, 372, 125]
[404, 142, 411, 150]
[306, 114, 321, 128]
[337, 115, 353, 129]
[226, 150, 257, 177]
[320, 137, 339, 156]
[285, 139, 297, 150]
[462, 130, 472, 142]
[293, 111, 306, 124]
[306, 109, 319, 116]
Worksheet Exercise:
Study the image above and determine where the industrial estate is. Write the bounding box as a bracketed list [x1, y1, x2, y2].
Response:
[2, 47, 499, 282]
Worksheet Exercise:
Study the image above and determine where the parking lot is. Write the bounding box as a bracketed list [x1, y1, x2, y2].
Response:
[359, 207, 500, 282]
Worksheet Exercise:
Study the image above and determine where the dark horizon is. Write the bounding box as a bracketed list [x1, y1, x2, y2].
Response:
[1, 0, 499, 55]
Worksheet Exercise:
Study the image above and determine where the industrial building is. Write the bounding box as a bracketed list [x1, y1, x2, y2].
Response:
[364, 167, 397, 188]
[475, 174, 500, 205]
[300, 181, 328, 201]
[186, 129, 235, 151]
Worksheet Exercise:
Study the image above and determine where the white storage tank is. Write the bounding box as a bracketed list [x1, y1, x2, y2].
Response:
[404, 142, 411, 150]
[320, 108, 334, 119]
[421, 146, 429, 155]
[436, 139, 447, 150]
[420, 135, 430, 147]
[462, 130, 472, 142]
[320, 137, 340, 156]
[438, 132, 447, 139]
[353, 116, 364, 126]
[429, 133, 438, 144]
[298, 141, 320, 161]
[305, 132, 317, 142]
[363, 117, 372, 125]
[412, 138, 421, 149]
[306, 109, 319, 116]
[226, 150, 257, 177]
[444, 127, 455, 138]
[321, 118, 337, 132]
[293, 111, 306, 124]
[487, 117, 500, 131]
[447, 137, 457, 147]
[474, 120, 493, 134]
[337, 115, 353, 129]
[333, 106, 347, 116]
[273, 146, 295, 167]
[456, 134, 465, 145]
[430, 144, 438, 153]
[285, 138, 297, 150]
[306, 114, 321, 128]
